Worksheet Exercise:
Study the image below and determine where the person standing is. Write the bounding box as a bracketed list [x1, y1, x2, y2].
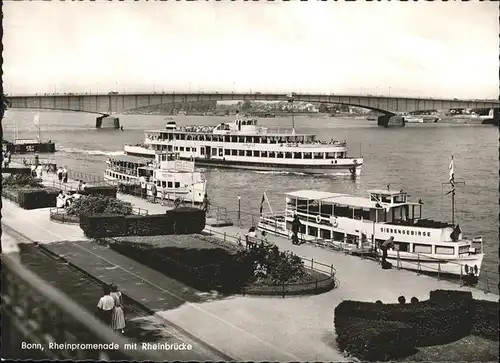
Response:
[57, 167, 63, 183]
[96, 285, 115, 327]
[150, 182, 157, 204]
[36, 164, 43, 180]
[62, 166, 68, 183]
[291, 214, 303, 245]
[110, 283, 126, 334]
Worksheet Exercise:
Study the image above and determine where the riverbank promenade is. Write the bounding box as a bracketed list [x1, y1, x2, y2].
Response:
[3, 170, 498, 361]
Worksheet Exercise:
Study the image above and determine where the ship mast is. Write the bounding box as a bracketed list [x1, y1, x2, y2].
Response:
[442, 155, 465, 225]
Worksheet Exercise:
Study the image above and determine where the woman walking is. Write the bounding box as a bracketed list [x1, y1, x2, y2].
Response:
[96, 285, 115, 327]
[62, 166, 68, 183]
[110, 283, 126, 334]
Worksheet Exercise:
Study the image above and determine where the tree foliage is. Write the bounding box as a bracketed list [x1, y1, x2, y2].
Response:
[66, 195, 133, 216]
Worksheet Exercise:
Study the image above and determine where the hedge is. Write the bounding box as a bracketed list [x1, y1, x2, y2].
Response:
[80, 214, 127, 239]
[334, 299, 472, 347]
[471, 300, 499, 341]
[125, 214, 174, 236]
[336, 317, 416, 361]
[334, 290, 499, 361]
[4, 187, 60, 210]
[167, 207, 205, 234]
[81, 185, 117, 198]
[79, 208, 206, 238]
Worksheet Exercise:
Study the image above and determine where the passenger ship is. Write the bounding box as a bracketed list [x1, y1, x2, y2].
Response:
[258, 187, 484, 277]
[104, 151, 206, 204]
[123, 116, 363, 175]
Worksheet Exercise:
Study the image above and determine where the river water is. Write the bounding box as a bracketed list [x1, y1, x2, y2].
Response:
[3, 109, 498, 279]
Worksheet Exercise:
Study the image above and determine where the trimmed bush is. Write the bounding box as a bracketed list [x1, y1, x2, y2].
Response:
[17, 188, 60, 209]
[125, 214, 174, 236]
[429, 289, 473, 304]
[471, 300, 499, 341]
[334, 299, 472, 346]
[336, 317, 416, 361]
[166, 207, 206, 234]
[81, 185, 117, 198]
[80, 214, 126, 239]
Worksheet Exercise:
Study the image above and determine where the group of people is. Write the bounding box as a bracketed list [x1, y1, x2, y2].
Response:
[56, 190, 81, 208]
[57, 166, 69, 183]
[96, 283, 126, 334]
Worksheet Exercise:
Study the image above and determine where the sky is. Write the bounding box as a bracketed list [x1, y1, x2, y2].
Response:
[3, 0, 499, 99]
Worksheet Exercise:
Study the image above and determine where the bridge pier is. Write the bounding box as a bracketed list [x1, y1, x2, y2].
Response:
[377, 114, 405, 127]
[95, 114, 120, 129]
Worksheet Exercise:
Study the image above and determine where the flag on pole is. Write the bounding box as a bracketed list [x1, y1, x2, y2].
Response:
[33, 114, 40, 126]
[449, 156, 455, 186]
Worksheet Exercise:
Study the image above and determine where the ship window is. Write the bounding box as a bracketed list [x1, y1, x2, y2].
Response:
[162, 181, 166, 188]
[225, 149, 230, 156]
[180, 134, 186, 141]
[435, 246, 454, 255]
[321, 229, 331, 240]
[398, 230, 401, 234]
[394, 242, 409, 252]
[232, 149, 237, 156]
[285, 152, 292, 159]
[418, 231, 421, 236]
[175, 182, 180, 188]
[186, 135, 192, 141]
[269, 151, 276, 158]
[192, 148, 197, 153]
[168, 182, 173, 188]
[231, 136, 237, 142]
[313, 152, 323, 159]
[239, 150, 245, 156]
[390, 229, 393, 233]
[224, 136, 230, 142]
[411, 231, 414, 235]
[212, 148, 217, 156]
[413, 244, 432, 254]
[381, 228, 384, 232]
[238, 137, 245, 143]
[179, 147, 184, 151]
[303, 152, 312, 159]
[308, 226, 318, 237]
[253, 150, 259, 157]
[200, 148, 205, 155]
[277, 152, 284, 158]
[294, 152, 302, 159]
[261, 151, 268, 157]
[427, 232, 431, 237]
[186, 147, 190, 152]
[326, 152, 336, 159]
[261, 137, 268, 144]
[246, 150, 252, 157]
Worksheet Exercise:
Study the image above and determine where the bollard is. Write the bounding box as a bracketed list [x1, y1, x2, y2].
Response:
[311, 258, 314, 269]
[224, 232, 226, 243]
[396, 249, 401, 270]
[460, 266, 464, 287]
[282, 283, 285, 298]
[330, 264, 334, 277]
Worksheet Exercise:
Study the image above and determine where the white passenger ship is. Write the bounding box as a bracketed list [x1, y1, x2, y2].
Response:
[123, 117, 363, 175]
[104, 151, 206, 204]
[258, 187, 484, 277]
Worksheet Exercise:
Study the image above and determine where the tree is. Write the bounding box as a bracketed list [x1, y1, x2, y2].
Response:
[241, 100, 252, 111]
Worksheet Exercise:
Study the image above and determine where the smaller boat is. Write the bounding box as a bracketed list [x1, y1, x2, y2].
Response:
[3, 114, 55, 154]
[104, 151, 206, 204]
[258, 158, 483, 277]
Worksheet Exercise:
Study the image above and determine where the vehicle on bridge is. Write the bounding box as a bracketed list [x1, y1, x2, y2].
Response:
[123, 117, 363, 175]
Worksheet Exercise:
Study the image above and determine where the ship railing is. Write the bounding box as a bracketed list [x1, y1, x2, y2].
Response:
[203, 227, 336, 278]
[1, 252, 160, 361]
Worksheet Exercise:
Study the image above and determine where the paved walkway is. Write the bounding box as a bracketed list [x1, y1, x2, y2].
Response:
[3, 172, 498, 361]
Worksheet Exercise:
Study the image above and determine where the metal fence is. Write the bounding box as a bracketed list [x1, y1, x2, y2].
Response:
[1, 252, 160, 361]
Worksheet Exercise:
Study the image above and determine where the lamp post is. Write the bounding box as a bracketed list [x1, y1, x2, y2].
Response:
[238, 196, 241, 226]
